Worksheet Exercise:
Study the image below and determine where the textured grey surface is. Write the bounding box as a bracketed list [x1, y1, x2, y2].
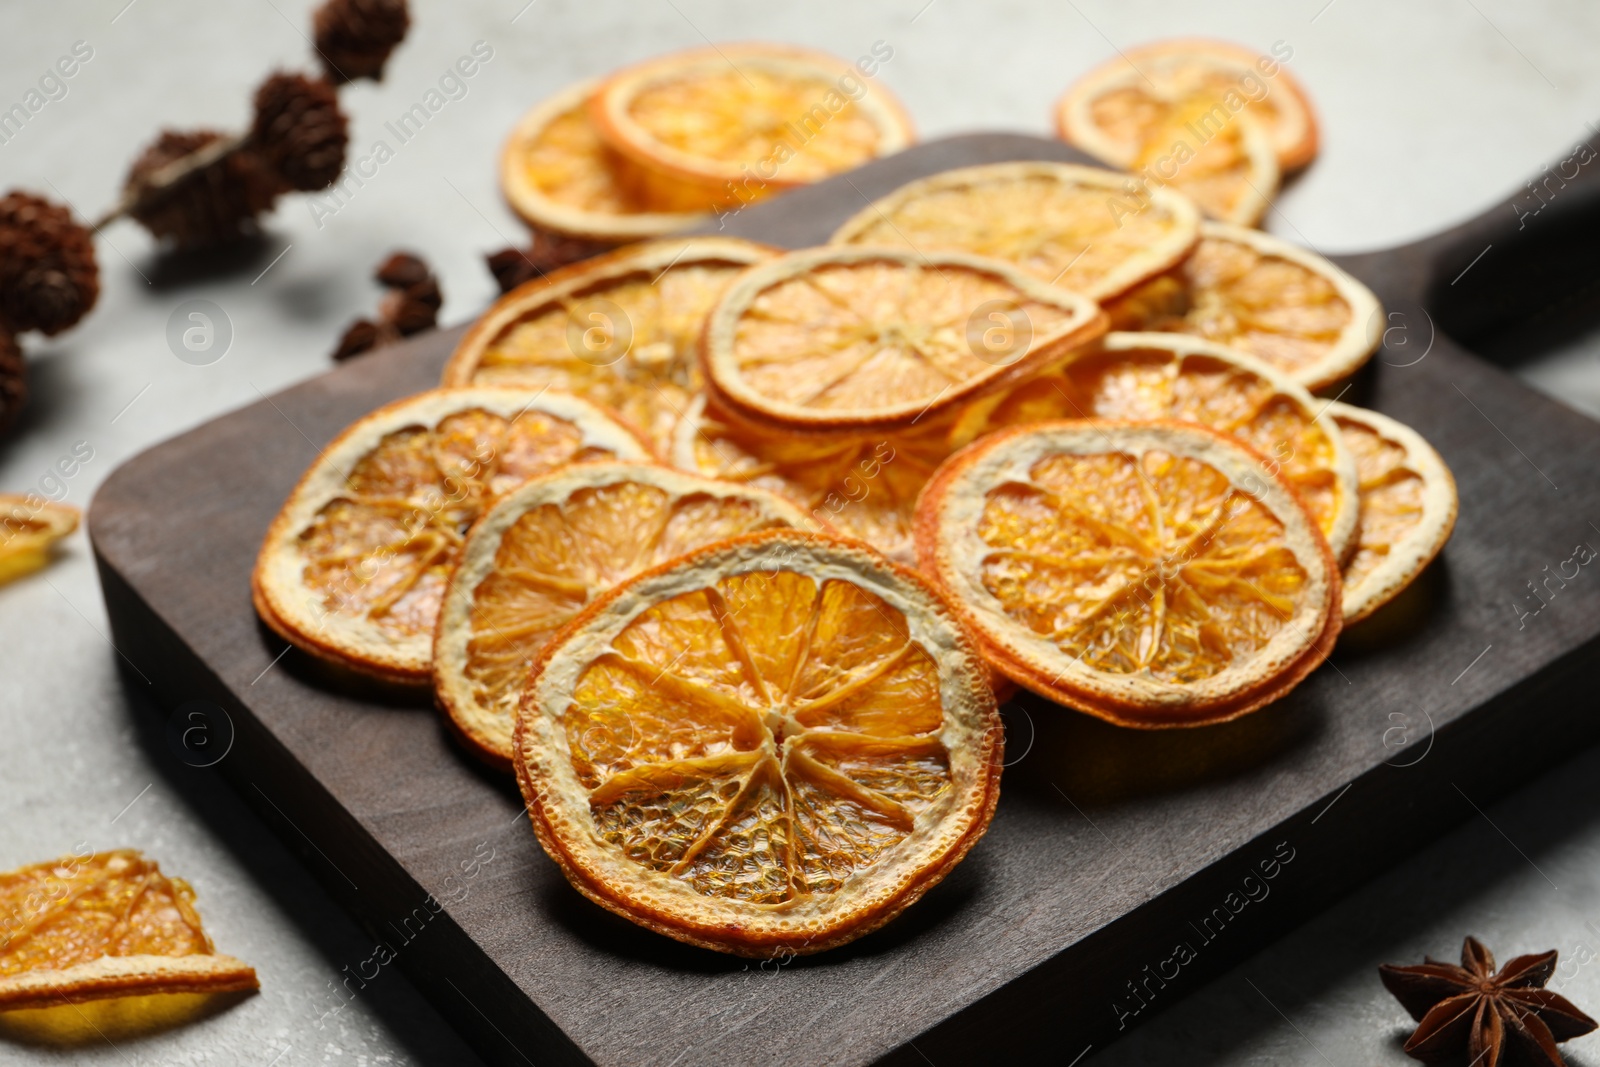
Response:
[2, 1, 1600, 1065]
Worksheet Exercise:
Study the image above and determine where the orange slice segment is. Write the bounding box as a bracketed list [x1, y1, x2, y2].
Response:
[828, 161, 1200, 301]
[442, 237, 772, 455]
[1131, 100, 1278, 226]
[1056, 38, 1319, 172]
[915, 420, 1340, 727]
[953, 331, 1360, 561]
[1106, 222, 1381, 391]
[0, 850, 257, 1012]
[514, 530, 1001, 956]
[500, 79, 707, 242]
[590, 44, 915, 212]
[1326, 403, 1458, 623]
[434, 462, 812, 766]
[0, 496, 78, 586]
[252, 388, 651, 684]
[702, 245, 1108, 433]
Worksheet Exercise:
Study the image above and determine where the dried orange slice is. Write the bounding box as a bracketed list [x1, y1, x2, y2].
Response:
[828, 161, 1200, 301]
[702, 246, 1108, 434]
[1326, 403, 1458, 623]
[671, 394, 954, 564]
[500, 79, 706, 242]
[442, 237, 772, 455]
[1106, 222, 1381, 391]
[915, 420, 1341, 727]
[0, 850, 256, 1011]
[953, 331, 1360, 561]
[1131, 101, 1278, 226]
[0, 496, 78, 586]
[590, 44, 915, 212]
[434, 462, 811, 767]
[252, 388, 651, 684]
[1056, 38, 1319, 172]
[514, 530, 1001, 956]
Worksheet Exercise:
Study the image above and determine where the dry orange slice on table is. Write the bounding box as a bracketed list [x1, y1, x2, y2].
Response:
[701, 245, 1109, 434]
[0, 496, 78, 586]
[1326, 403, 1457, 623]
[442, 237, 772, 455]
[828, 161, 1200, 301]
[514, 530, 1002, 956]
[590, 44, 915, 212]
[1056, 38, 1319, 173]
[434, 462, 812, 767]
[1106, 222, 1381, 391]
[253, 388, 651, 684]
[915, 420, 1341, 727]
[953, 331, 1361, 562]
[500, 79, 707, 242]
[1131, 100, 1278, 226]
[0, 850, 256, 1011]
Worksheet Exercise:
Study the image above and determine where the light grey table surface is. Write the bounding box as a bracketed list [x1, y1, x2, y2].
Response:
[3, 2, 1600, 1064]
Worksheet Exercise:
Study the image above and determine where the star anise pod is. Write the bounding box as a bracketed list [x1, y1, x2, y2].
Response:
[1380, 936, 1597, 1066]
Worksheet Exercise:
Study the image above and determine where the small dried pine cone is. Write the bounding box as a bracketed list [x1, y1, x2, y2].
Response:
[0, 327, 25, 435]
[313, 0, 409, 83]
[0, 191, 100, 337]
[124, 129, 280, 249]
[251, 72, 349, 192]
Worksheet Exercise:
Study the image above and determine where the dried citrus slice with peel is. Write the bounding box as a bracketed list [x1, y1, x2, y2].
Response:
[1326, 403, 1458, 623]
[253, 388, 651, 684]
[500, 79, 706, 242]
[434, 462, 811, 767]
[702, 246, 1109, 433]
[953, 331, 1360, 561]
[672, 394, 954, 563]
[591, 44, 915, 212]
[828, 161, 1200, 302]
[514, 530, 1002, 956]
[1131, 101, 1278, 226]
[442, 238, 772, 455]
[0, 850, 256, 1011]
[1106, 222, 1381, 391]
[0, 496, 78, 586]
[1056, 38, 1319, 172]
[916, 420, 1341, 727]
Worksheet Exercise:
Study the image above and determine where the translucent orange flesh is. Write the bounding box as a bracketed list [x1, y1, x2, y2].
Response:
[1110, 236, 1354, 379]
[1337, 417, 1427, 593]
[731, 261, 1076, 414]
[0, 852, 213, 977]
[515, 101, 658, 215]
[297, 409, 618, 640]
[626, 68, 887, 181]
[464, 481, 792, 720]
[1132, 98, 1267, 223]
[977, 449, 1309, 682]
[565, 570, 952, 903]
[1084, 58, 1292, 165]
[473, 262, 748, 453]
[836, 173, 1190, 296]
[972, 349, 1344, 543]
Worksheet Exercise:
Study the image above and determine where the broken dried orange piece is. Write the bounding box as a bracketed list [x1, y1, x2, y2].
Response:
[0, 850, 256, 1012]
[514, 530, 1002, 956]
[0, 496, 78, 586]
[252, 388, 651, 684]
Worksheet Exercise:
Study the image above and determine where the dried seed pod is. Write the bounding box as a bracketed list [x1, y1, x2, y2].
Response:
[313, 0, 410, 83]
[0, 328, 25, 435]
[0, 191, 100, 337]
[251, 72, 349, 192]
[330, 250, 440, 359]
[484, 228, 610, 294]
[374, 251, 431, 289]
[331, 317, 385, 360]
[124, 129, 280, 249]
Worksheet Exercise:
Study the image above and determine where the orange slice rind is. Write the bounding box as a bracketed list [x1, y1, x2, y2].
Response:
[442, 237, 773, 455]
[0, 850, 257, 1012]
[828, 161, 1201, 302]
[915, 419, 1341, 727]
[513, 529, 1002, 956]
[1326, 402, 1458, 624]
[252, 387, 651, 684]
[434, 461, 812, 767]
[0, 496, 79, 586]
[701, 245, 1109, 434]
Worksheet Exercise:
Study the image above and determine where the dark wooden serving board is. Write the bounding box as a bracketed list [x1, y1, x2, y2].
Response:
[90, 134, 1600, 1067]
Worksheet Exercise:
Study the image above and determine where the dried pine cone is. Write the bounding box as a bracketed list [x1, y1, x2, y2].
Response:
[251, 72, 349, 192]
[313, 0, 409, 83]
[0, 328, 25, 435]
[124, 130, 280, 249]
[486, 227, 610, 294]
[331, 250, 440, 360]
[0, 192, 100, 337]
